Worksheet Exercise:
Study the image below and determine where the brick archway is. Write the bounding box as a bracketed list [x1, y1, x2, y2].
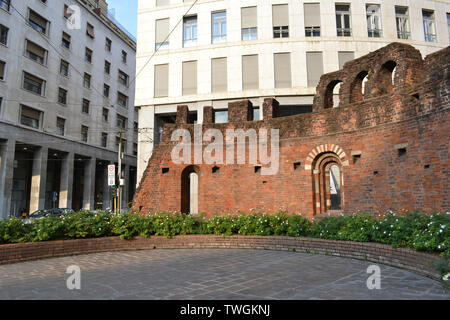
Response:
[304, 144, 349, 170]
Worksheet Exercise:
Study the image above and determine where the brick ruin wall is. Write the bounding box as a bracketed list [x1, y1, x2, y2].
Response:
[133, 43, 450, 218]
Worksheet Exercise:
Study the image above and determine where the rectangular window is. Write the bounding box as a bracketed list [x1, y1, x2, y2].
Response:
[60, 60, 69, 77]
[336, 4, 352, 37]
[102, 108, 109, 122]
[121, 50, 127, 63]
[101, 133, 108, 148]
[242, 55, 259, 90]
[56, 117, 65, 136]
[367, 4, 382, 38]
[58, 88, 67, 105]
[86, 23, 95, 38]
[105, 37, 112, 51]
[28, 9, 49, 35]
[25, 40, 47, 65]
[338, 51, 354, 70]
[214, 110, 228, 124]
[211, 57, 227, 92]
[212, 11, 227, 43]
[273, 4, 289, 38]
[241, 7, 257, 40]
[133, 143, 138, 156]
[395, 6, 411, 40]
[20, 105, 42, 129]
[154, 64, 169, 98]
[83, 73, 91, 89]
[0, 24, 8, 46]
[103, 84, 110, 97]
[274, 53, 291, 88]
[82, 99, 90, 114]
[155, 18, 170, 50]
[23, 72, 45, 95]
[183, 16, 197, 47]
[182, 60, 197, 95]
[117, 92, 128, 108]
[116, 114, 127, 129]
[62, 32, 71, 49]
[306, 52, 324, 87]
[118, 70, 129, 86]
[85, 47, 92, 63]
[81, 126, 88, 142]
[0, 60, 5, 80]
[423, 10, 436, 42]
[0, 0, 10, 12]
[304, 3, 321, 37]
[104, 60, 111, 74]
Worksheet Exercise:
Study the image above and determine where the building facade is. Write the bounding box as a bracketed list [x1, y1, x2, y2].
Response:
[136, 0, 450, 183]
[0, 0, 137, 218]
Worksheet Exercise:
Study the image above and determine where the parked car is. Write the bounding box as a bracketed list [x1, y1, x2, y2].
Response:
[23, 208, 74, 224]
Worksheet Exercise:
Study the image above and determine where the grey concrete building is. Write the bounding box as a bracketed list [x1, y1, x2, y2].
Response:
[0, 0, 137, 218]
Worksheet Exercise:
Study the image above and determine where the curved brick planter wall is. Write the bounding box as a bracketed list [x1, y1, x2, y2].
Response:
[0, 235, 443, 281]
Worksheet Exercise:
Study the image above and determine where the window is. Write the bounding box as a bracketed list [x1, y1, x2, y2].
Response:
[273, 4, 289, 38]
[183, 16, 197, 47]
[212, 11, 227, 43]
[274, 53, 291, 88]
[0, 24, 8, 46]
[423, 10, 436, 42]
[155, 18, 169, 50]
[116, 114, 127, 129]
[118, 70, 129, 86]
[214, 110, 228, 123]
[28, 9, 50, 35]
[182, 60, 197, 95]
[121, 50, 127, 63]
[82, 99, 90, 114]
[101, 133, 108, 148]
[23, 72, 45, 95]
[211, 57, 227, 92]
[154, 64, 168, 97]
[0, 60, 5, 80]
[133, 143, 138, 156]
[20, 105, 42, 129]
[25, 40, 47, 65]
[242, 55, 259, 90]
[85, 47, 92, 63]
[81, 126, 88, 142]
[58, 88, 67, 104]
[134, 121, 138, 132]
[103, 84, 110, 97]
[338, 51, 354, 70]
[241, 7, 257, 40]
[56, 117, 65, 136]
[62, 32, 71, 49]
[86, 23, 95, 38]
[102, 108, 109, 122]
[336, 4, 352, 37]
[83, 73, 91, 89]
[447, 13, 450, 43]
[367, 4, 382, 38]
[117, 92, 128, 108]
[304, 3, 321, 37]
[0, 0, 10, 12]
[104, 60, 111, 74]
[395, 7, 411, 40]
[60, 60, 69, 77]
[105, 37, 112, 51]
[306, 52, 324, 87]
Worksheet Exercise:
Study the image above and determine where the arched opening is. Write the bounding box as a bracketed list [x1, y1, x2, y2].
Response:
[312, 153, 344, 215]
[181, 165, 199, 214]
[373, 60, 397, 96]
[350, 71, 369, 103]
[324, 80, 343, 109]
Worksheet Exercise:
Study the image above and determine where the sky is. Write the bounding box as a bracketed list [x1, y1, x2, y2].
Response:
[106, 0, 138, 38]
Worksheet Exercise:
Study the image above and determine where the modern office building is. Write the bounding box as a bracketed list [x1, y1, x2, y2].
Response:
[0, 0, 137, 218]
[135, 0, 450, 183]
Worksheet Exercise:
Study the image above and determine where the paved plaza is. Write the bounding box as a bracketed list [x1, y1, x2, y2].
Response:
[0, 249, 448, 300]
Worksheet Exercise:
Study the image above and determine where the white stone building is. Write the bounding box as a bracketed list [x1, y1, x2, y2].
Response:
[135, 0, 450, 183]
[0, 0, 137, 218]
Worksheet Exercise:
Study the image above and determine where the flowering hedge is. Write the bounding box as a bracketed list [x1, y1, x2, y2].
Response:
[0, 211, 448, 277]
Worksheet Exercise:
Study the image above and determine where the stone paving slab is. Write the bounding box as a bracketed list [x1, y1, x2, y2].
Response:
[0, 249, 448, 300]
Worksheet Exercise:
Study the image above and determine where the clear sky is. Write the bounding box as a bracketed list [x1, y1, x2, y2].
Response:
[107, 0, 138, 38]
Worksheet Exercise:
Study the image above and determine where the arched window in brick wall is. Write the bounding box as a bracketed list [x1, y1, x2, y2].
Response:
[373, 60, 397, 96]
[350, 71, 369, 103]
[181, 165, 199, 214]
[324, 80, 343, 109]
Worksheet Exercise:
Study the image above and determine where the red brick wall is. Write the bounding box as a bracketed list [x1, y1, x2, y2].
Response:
[133, 43, 449, 218]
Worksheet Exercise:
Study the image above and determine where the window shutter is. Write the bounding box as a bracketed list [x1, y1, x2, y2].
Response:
[304, 3, 321, 27]
[241, 7, 257, 29]
[274, 53, 291, 88]
[272, 4, 288, 27]
[211, 58, 227, 93]
[154, 64, 169, 97]
[242, 55, 259, 90]
[87, 23, 95, 38]
[182, 60, 197, 95]
[155, 18, 170, 44]
[306, 52, 324, 87]
[21, 106, 41, 120]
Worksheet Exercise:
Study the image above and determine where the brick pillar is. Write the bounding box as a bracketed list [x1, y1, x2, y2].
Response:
[30, 146, 48, 213]
[82, 157, 96, 210]
[176, 105, 189, 124]
[228, 100, 253, 122]
[262, 98, 279, 120]
[0, 139, 16, 218]
[59, 152, 74, 209]
[203, 106, 214, 124]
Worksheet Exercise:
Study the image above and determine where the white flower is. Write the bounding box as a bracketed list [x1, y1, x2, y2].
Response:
[443, 273, 450, 281]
